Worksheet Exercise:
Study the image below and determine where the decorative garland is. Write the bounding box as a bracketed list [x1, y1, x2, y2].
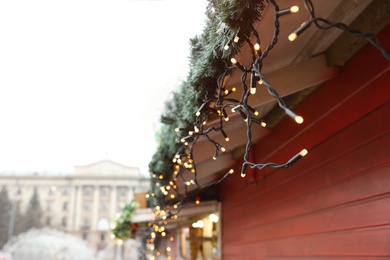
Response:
[110, 201, 138, 242]
[144, 0, 389, 256]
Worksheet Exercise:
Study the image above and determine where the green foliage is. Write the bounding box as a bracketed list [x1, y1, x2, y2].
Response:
[0, 186, 12, 248]
[25, 188, 43, 229]
[148, 0, 267, 188]
[111, 201, 138, 240]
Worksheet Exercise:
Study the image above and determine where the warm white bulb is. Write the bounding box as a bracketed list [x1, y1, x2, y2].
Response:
[224, 44, 230, 50]
[290, 6, 299, 13]
[229, 169, 234, 174]
[288, 32, 297, 41]
[250, 87, 256, 94]
[254, 43, 260, 51]
[295, 115, 304, 124]
[221, 147, 226, 152]
[300, 149, 308, 156]
[230, 57, 237, 64]
[233, 36, 240, 43]
[241, 173, 246, 177]
[225, 137, 230, 142]
[196, 111, 200, 116]
[261, 122, 267, 127]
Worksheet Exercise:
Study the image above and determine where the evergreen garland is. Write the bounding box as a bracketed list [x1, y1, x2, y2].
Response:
[148, 0, 266, 189]
[111, 201, 138, 240]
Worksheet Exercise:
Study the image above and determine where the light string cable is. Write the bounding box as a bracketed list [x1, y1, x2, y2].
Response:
[238, 0, 307, 177]
[291, 0, 390, 61]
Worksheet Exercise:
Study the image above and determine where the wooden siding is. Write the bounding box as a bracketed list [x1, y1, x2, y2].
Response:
[221, 25, 390, 259]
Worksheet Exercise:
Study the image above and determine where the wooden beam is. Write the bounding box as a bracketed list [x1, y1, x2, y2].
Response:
[226, 54, 339, 109]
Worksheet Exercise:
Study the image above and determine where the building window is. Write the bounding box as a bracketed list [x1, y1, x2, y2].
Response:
[49, 186, 56, 195]
[47, 201, 53, 211]
[83, 217, 90, 229]
[83, 186, 94, 196]
[15, 187, 22, 195]
[63, 201, 68, 211]
[62, 186, 70, 196]
[100, 186, 110, 196]
[118, 186, 127, 197]
[62, 217, 67, 227]
[100, 202, 108, 212]
[83, 201, 91, 211]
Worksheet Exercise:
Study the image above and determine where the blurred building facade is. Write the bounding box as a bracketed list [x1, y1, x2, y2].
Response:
[0, 159, 149, 251]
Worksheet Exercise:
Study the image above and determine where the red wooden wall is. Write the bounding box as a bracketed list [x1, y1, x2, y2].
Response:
[221, 25, 390, 259]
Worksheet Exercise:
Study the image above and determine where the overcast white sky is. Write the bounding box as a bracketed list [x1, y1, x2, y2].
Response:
[0, 0, 207, 175]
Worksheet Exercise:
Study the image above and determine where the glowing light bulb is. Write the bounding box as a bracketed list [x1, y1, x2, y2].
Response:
[224, 44, 230, 50]
[145, 194, 150, 198]
[295, 115, 304, 124]
[225, 137, 230, 142]
[229, 169, 234, 174]
[290, 6, 299, 13]
[261, 122, 267, 127]
[233, 35, 240, 42]
[221, 147, 226, 152]
[170, 194, 175, 199]
[254, 111, 259, 116]
[196, 111, 200, 116]
[174, 128, 180, 132]
[241, 173, 246, 177]
[230, 57, 237, 64]
[254, 43, 260, 51]
[250, 87, 256, 94]
[288, 33, 297, 41]
[167, 247, 171, 252]
[289, 21, 310, 42]
[300, 149, 308, 156]
[213, 156, 217, 160]
[232, 87, 236, 92]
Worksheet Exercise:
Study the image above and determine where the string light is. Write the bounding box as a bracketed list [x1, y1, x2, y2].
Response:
[144, 0, 390, 252]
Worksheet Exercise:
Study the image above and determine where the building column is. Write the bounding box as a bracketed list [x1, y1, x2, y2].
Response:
[110, 186, 117, 218]
[67, 184, 76, 231]
[91, 186, 100, 230]
[74, 185, 83, 230]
